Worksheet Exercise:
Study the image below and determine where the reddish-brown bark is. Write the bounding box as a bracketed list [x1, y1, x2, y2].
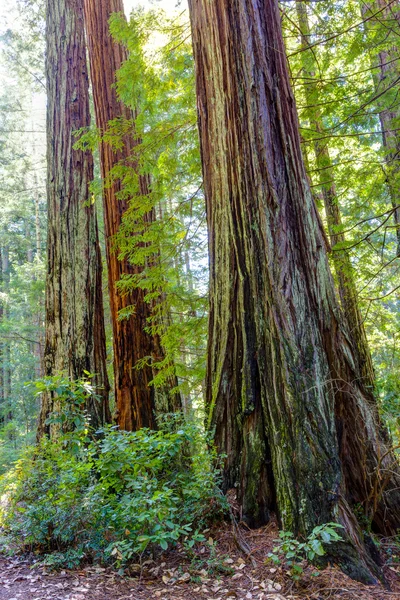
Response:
[38, 0, 110, 437]
[188, 0, 400, 578]
[83, 0, 180, 430]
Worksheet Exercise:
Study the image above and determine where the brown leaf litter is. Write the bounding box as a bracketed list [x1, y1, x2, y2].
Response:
[0, 523, 399, 600]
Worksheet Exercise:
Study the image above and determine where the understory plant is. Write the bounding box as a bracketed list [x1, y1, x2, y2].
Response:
[0, 382, 225, 568]
[268, 523, 344, 580]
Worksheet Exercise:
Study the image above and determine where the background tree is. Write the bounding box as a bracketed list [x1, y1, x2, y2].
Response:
[281, 0, 400, 440]
[295, 0, 375, 390]
[0, 37, 46, 463]
[362, 0, 400, 254]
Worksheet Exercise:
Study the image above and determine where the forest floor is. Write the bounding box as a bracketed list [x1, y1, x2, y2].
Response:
[1, 523, 399, 600]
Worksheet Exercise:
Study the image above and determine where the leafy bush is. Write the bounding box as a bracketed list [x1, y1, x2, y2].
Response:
[0, 413, 225, 568]
[268, 523, 344, 580]
[32, 374, 98, 437]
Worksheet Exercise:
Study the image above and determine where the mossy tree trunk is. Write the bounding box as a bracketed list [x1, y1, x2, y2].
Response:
[296, 1, 375, 391]
[38, 0, 111, 438]
[188, 0, 400, 578]
[82, 0, 180, 431]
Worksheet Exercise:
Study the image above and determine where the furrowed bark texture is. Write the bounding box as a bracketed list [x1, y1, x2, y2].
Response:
[39, 0, 110, 437]
[296, 1, 375, 391]
[363, 0, 400, 254]
[188, 0, 400, 566]
[83, 0, 180, 431]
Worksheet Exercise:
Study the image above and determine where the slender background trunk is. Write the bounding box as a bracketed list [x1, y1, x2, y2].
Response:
[0, 247, 4, 424]
[363, 0, 400, 254]
[2, 246, 11, 420]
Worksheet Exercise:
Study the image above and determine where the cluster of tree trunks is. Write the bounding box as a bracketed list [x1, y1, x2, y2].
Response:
[38, 0, 110, 436]
[40, 0, 179, 434]
[39, 0, 400, 579]
[188, 0, 400, 579]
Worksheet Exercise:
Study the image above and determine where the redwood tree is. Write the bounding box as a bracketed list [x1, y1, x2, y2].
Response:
[83, 0, 179, 430]
[38, 0, 110, 437]
[188, 0, 400, 578]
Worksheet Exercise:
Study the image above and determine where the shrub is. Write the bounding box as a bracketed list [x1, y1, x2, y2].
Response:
[267, 523, 344, 580]
[0, 398, 225, 568]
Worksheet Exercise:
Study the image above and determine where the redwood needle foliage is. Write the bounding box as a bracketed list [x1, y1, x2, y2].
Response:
[282, 0, 400, 440]
[105, 9, 207, 405]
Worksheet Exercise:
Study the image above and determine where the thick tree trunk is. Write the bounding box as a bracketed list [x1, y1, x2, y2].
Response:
[188, 0, 400, 578]
[82, 0, 180, 430]
[363, 0, 400, 254]
[38, 0, 110, 438]
[296, 1, 375, 391]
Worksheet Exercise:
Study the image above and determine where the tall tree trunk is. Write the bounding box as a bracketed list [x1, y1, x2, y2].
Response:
[82, 0, 180, 430]
[363, 0, 400, 254]
[188, 0, 400, 579]
[33, 143, 42, 261]
[2, 246, 12, 420]
[38, 0, 110, 438]
[26, 218, 34, 263]
[296, 1, 375, 391]
[32, 148, 44, 378]
[25, 218, 37, 379]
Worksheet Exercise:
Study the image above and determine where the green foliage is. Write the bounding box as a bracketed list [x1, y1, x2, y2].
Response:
[282, 0, 400, 437]
[0, 0, 46, 465]
[267, 523, 344, 581]
[33, 374, 98, 436]
[0, 423, 34, 477]
[0, 407, 225, 568]
[76, 9, 208, 406]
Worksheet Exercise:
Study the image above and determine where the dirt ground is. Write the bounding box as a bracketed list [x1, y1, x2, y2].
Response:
[0, 524, 399, 600]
